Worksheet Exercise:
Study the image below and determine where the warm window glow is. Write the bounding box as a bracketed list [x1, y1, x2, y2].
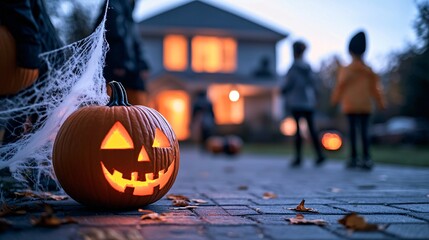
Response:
[100, 121, 134, 149]
[152, 128, 171, 148]
[208, 85, 244, 125]
[192, 36, 236, 73]
[321, 132, 342, 151]
[164, 35, 188, 71]
[155, 91, 190, 140]
[138, 146, 150, 162]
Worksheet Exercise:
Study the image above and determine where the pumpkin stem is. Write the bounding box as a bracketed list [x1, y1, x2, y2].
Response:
[107, 81, 131, 107]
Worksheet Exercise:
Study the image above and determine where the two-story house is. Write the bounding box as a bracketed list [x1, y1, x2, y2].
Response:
[138, 0, 287, 141]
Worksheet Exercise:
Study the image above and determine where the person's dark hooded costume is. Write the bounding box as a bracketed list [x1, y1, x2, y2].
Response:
[348, 31, 366, 56]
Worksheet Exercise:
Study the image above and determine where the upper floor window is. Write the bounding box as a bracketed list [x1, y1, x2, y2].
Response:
[164, 35, 188, 71]
[192, 36, 236, 73]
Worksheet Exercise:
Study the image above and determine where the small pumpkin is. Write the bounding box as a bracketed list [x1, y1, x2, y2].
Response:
[53, 81, 179, 209]
[0, 26, 39, 96]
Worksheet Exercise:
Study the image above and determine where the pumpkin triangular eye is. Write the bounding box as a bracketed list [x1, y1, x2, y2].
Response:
[138, 146, 150, 162]
[101, 121, 134, 149]
[152, 128, 171, 148]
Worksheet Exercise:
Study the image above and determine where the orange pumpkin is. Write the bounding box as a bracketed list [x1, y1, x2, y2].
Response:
[53, 81, 179, 209]
[0, 26, 39, 96]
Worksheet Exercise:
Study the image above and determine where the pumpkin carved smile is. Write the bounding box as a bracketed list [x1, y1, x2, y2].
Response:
[101, 159, 175, 196]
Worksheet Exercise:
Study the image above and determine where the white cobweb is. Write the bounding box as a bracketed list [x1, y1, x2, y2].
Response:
[0, 7, 109, 191]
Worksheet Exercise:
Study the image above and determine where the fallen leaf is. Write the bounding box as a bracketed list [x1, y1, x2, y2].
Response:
[140, 212, 165, 221]
[138, 209, 154, 214]
[172, 199, 189, 207]
[31, 204, 77, 228]
[238, 185, 248, 190]
[286, 214, 327, 226]
[166, 194, 190, 202]
[338, 213, 380, 231]
[0, 218, 12, 233]
[191, 199, 208, 204]
[263, 192, 277, 199]
[288, 199, 319, 213]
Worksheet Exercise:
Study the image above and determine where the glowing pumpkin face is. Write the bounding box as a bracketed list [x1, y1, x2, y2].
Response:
[100, 122, 175, 196]
[53, 81, 179, 209]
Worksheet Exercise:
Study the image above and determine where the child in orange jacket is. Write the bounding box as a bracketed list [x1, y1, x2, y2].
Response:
[332, 31, 385, 170]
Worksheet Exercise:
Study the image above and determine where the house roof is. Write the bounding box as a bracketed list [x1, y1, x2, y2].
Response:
[138, 1, 287, 41]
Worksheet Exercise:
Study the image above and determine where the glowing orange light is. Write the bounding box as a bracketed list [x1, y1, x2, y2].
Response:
[164, 35, 188, 71]
[101, 160, 175, 196]
[192, 36, 236, 73]
[155, 91, 190, 140]
[280, 117, 296, 136]
[321, 132, 342, 151]
[101, 121, 134, 149]
[137, 146, 150, 162]
[208, 85, 244, 125]
[153, 128, 171, 148]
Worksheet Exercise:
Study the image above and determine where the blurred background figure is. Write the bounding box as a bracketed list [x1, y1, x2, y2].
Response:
[0, 0, 62, 144]
[331, 31, 385, 170]
[281, 40, 325, 167]
[191, 90, 216, 151]
[101, 0, 150, 105]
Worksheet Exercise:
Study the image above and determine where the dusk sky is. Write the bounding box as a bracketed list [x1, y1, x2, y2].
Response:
[134, 0, 420, 75]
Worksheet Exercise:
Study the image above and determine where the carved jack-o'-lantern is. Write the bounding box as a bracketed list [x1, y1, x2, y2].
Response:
[53, 81, 179, 209]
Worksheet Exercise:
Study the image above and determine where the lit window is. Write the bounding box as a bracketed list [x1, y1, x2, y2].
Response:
[192, 36, 236, 73]
[208, 85, 243, 124]
[155, 90, 190, 140]
[164, 35, 188, 71]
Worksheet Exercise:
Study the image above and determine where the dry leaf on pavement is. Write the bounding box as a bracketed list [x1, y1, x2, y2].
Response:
[166, 194, 190, 202]
[286, 214, 327, 226]
[263, 192, 277, 199]
[140, 212, 165, 221]
[338, 213, 380, 231]
[30, 204, 77, 227]
[172, 199, 189, 207]
[288, 199, 319, 213]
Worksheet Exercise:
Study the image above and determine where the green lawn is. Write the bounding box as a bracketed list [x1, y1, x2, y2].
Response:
[242, 143, 429, 167]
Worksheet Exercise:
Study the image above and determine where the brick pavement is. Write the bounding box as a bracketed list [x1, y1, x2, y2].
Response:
[1, 145, 428, 239]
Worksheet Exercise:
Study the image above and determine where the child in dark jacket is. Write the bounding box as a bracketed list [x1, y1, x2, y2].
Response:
[282, 40, 325, 167]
